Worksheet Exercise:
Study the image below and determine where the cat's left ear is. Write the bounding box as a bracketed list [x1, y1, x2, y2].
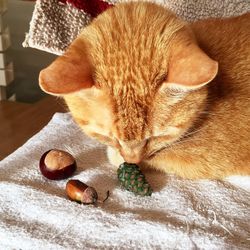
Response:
[39, 38, 93, 95]
[166, 43, 218, 90]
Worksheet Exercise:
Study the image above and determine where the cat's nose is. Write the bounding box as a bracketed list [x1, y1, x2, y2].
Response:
[121, 153, 142, 164]
[122, 156, 141, 164]
[118, 139, 147, 164]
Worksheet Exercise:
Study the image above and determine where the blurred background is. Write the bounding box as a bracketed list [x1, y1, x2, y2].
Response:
[0, 0, 64, 160]
[2, 0, 56, 103]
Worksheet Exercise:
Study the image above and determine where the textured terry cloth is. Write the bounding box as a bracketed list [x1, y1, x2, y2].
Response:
[0, 113, 250, 249]
[23, 0, 250, 55]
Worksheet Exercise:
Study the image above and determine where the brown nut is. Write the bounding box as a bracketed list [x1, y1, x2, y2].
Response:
[66, 179, 98, 204]
[39, 149, 77, 180]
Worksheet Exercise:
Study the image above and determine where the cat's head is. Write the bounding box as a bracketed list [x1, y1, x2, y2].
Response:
[39, 2, 218, 164]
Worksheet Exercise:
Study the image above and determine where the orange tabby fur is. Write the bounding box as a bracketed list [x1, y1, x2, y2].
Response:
[39, 2, 250, 179]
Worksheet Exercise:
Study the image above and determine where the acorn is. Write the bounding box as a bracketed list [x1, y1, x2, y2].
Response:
[66, 179, 98, 204]
[39, 149, 77, 180]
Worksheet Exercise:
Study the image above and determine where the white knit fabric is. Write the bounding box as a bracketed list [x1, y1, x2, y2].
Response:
[0, 113, 249, 249]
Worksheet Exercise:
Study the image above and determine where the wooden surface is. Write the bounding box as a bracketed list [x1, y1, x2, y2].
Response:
[0, 96, 66, 160]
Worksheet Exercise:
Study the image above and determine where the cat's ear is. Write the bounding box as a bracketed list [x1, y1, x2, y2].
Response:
[39, 38, 93, 95]
[166, 43, 218, 91]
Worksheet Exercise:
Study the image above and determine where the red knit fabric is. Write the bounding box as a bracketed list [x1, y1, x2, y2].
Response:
[59, 0, 113, 17]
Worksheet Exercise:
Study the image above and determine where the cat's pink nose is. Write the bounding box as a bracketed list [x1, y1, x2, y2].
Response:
[119, 139, 147, 164]
[122, 154, 141, 164]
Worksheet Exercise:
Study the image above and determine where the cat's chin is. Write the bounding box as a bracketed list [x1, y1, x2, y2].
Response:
[106, 146, 124, 168]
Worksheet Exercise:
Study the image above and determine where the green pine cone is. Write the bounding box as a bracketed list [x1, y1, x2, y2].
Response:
[117, 162, 153, 196]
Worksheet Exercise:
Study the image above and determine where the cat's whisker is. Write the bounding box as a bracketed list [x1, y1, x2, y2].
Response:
[168, 130, 206, 148]
[146, 125, 207, 159]
[198, 111, 228, 119]
[183, 126, 207, 138]
[172, 137, 205, 147]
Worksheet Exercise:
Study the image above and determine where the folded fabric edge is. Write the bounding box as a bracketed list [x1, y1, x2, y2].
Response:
[22, 33, 64, 55]
[22, 0, 93, 55]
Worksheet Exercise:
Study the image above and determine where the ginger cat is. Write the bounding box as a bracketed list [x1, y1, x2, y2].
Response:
[39, 2, 250, 179]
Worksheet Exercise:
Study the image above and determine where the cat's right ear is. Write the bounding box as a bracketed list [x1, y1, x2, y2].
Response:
[165, 42, 218, 91]
[39, 38, 93, 95]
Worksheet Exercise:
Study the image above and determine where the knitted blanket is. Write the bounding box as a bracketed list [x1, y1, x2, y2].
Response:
[23, 0, 250, 55]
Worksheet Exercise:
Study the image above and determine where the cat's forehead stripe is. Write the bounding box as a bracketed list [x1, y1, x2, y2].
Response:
[112, 94, 149, 140]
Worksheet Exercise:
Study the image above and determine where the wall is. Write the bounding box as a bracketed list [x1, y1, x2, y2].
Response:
[5, 0, 56, 102]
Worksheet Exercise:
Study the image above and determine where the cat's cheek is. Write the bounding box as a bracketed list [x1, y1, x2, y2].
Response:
[143, 151, 176, 174]
[106, 146, 124, 168]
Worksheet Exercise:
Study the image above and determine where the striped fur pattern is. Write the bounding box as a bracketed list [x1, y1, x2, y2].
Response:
[40, 2, 250, 179]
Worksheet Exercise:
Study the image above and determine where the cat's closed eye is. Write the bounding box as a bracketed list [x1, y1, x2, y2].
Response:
[90, 132, 118, 147]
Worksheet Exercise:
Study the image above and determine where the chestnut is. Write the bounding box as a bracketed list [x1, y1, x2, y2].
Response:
[39, 149, 77, 180]
[66, 179, 98, 204]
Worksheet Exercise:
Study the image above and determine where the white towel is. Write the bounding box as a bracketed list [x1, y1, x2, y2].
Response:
[0, 113, 249, 249]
